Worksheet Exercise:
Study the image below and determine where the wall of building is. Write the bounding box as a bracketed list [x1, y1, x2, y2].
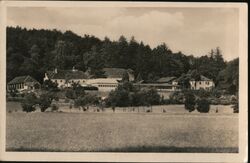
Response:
[190, 80, 214, 90]
[51, 79, 88, 88]
[86, 78, 121, 92]
[50, 78, 121, 92]
[8, 82, 39, 92]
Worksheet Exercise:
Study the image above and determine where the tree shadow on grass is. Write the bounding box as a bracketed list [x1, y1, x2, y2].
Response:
[6, 146, 238, 153]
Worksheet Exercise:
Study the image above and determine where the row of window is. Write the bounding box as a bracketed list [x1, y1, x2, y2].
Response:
[98, 84, 117, 88]
[194, 81, 211, 85]
[9, 83, 24, 89]
[54, 80, 85, 83]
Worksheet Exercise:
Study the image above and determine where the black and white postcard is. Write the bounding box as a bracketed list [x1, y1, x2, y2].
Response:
[0, 1, 248, 162]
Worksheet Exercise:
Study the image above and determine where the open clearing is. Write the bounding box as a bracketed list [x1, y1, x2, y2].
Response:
[6, 103, 238, 152]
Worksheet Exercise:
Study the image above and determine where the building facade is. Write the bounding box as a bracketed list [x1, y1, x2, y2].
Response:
[44, 67, 134, 92]
[44, 67, 88, 88]
[7, 75, 41, 92]
[189, 75, 215, 90]
[156, 76, 180, 91]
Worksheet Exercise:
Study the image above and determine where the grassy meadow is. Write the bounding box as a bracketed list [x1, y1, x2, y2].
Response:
[6, 102, 238, 153]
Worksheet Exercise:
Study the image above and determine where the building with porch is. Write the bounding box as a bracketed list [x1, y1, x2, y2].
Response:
[7, 75, 41, 92]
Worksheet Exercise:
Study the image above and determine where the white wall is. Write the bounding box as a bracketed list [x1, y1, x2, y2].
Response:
[190, 80, 214, 90]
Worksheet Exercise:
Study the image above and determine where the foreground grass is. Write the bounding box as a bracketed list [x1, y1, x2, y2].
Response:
[6, 112, 238, 153]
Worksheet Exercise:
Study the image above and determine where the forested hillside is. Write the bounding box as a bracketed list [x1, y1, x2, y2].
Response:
[7, 26, 238, 94]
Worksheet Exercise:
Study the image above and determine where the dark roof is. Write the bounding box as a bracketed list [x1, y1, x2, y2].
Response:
[156, 77, 176, 83]
[200, 75, 212, 81]
[8, 76, 40, 84]
[134, 83, 180, 87]
[46, 69, 88, 79]
[103, 68, 134, 78]
[190, 75, 212, 81]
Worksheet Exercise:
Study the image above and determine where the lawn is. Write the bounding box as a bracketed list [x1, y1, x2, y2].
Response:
[6, 108, 238, 152]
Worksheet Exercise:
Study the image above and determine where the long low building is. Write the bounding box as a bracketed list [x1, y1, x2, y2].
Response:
[44, 67, 134, 91]
[133, 83, 180, 91]
[85, 78, 120, 92]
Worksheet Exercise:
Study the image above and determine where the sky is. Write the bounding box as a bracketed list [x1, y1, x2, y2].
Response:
[7, 7, 239, 61]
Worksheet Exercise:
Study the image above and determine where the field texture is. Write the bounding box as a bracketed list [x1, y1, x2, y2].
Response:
[6, 104, 238, 152]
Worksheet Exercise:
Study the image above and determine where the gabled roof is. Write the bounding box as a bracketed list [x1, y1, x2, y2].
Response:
[8, 76, 40, 84]
[46, 69, 88, 79]
[200, 75, 212, 81]
[156, 76, 176, 83]
[190, 75, 212, 81]
[102, 68, 134, 78]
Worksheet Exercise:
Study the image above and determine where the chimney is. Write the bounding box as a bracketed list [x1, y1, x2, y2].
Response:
[44, 73, 48, 81]
[54, 68, 58, 73]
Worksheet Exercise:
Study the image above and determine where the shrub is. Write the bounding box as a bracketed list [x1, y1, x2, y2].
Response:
[144, 88, 161, 106]
[65, 89, 77, 100]
[9, 88, 18, 97]
[169, 91, 184, 104]
[51, 104, 59, 112]
[112, 106, 116, 112]
[211, 89, 222, 98]
[38, 93, 53, 112]
[195, 89, 211, 98]
[196, 98, 210, 113]
[184, 91, 196, 112]
[210, 98, 219, 105]
[231, 95, 237, 104]
[64, 98, 70, 103]
[21, 93, 37, 112]
[42, 79, 59, 91]
[232, 101, 239, 113]
[220, 99, 231, 105]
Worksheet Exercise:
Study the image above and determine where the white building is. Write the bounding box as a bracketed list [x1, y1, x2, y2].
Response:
[85, 78, 120, 92]
[44, 67, 88, 88]
[44, 67, 134, 92]
[189, 75, 215, 90]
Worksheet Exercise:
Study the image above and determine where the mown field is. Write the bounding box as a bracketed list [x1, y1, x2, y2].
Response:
[6, 102, 238, 152]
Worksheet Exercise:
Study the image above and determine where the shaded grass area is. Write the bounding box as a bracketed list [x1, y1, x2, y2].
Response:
[6, 112, 238, 153]
[6, 146, 238, 153]
[6, 101, 234, 114]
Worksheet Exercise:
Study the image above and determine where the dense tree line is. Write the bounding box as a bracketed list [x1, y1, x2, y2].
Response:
[7, 26, 238, 95]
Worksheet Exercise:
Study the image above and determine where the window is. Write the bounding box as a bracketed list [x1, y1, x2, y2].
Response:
[60, 80, 63, 82]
